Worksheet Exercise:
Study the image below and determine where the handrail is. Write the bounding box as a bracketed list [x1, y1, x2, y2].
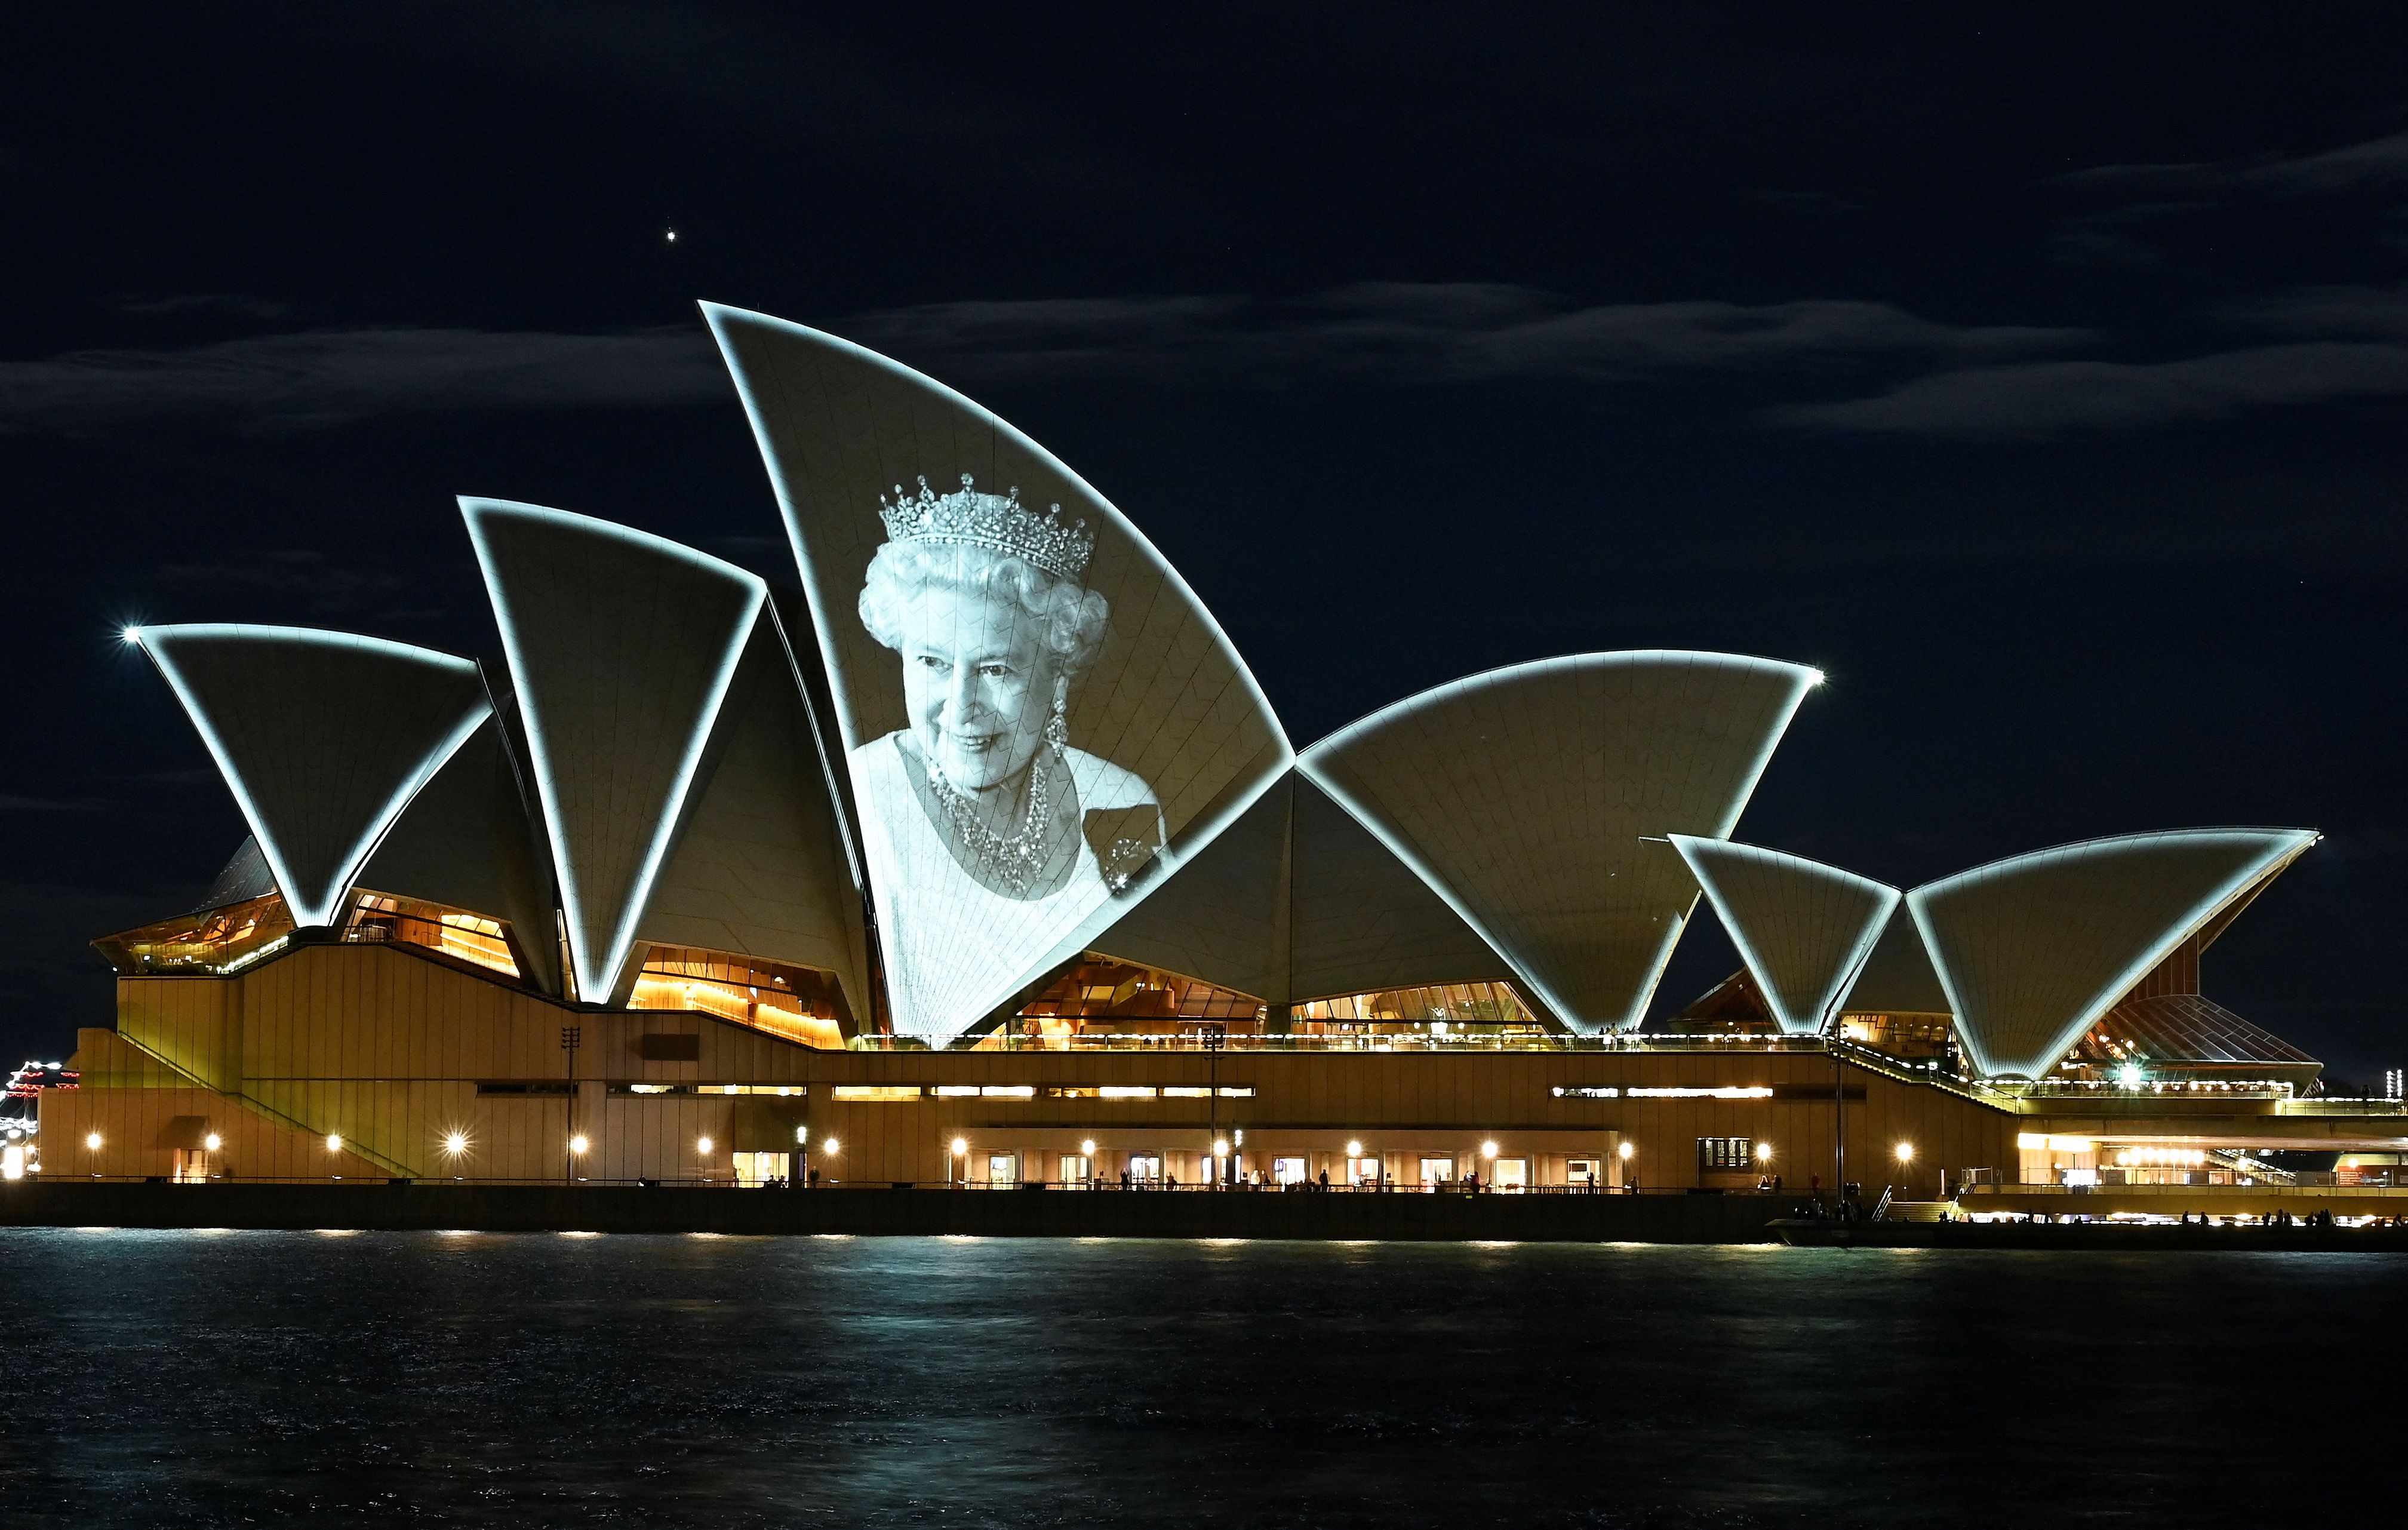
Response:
[1961, 1180, 2406, 1197]
[11, 1174, 1779, 1193]
[101, 1033, 416, 1179]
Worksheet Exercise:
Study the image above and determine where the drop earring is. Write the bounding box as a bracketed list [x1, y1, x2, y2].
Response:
[1045, 675, 1070, 749]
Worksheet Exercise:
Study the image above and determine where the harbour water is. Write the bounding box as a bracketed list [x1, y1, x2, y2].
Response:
[1, 1229, 2397, 1526]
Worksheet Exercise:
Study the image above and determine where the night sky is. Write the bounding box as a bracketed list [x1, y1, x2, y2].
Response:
[5, 8, 2404, 1081]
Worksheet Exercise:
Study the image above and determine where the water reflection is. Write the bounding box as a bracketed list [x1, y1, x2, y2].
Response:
[0, 1230, 2395, 1527]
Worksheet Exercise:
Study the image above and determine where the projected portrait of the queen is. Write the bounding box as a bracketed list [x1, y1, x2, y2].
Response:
[854, 474, 1165, 1036]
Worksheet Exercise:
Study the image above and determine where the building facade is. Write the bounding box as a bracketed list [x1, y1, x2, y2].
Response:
[39, 305, 2406, 1202]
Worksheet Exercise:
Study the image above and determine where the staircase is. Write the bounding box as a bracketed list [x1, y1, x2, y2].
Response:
[2206, 1148, 2298, 1186]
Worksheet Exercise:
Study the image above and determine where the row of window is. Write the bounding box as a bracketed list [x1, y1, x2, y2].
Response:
[831, 1084, 1255, 1102]
[946, 1151, 1553, 1188]
[1551, 1084, 1864, 1101]
[476, 1082, 807, 1097]
[475, 1082, 1826, 1102]
[470, 1083, 1254, 1099]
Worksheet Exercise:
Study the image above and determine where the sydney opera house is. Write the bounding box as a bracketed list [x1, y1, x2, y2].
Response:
[40, 305, 2408, 1208]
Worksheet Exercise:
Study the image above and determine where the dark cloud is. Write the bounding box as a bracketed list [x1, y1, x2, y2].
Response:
[844, 283, 2095, 383]
[0, 289, 2098, 434]
[0, 325, 722, 435]
[1777, 342, 2408, 437]
[2055, 127, 2408, 198]
[2224, 280, 2408, 340]
[2047, 201, 2206, 269]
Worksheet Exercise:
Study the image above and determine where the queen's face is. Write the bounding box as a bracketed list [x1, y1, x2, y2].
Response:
[897, 583, 1056, 792]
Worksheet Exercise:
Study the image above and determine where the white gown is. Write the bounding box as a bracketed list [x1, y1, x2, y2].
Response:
[851, 732, 1163, 1042]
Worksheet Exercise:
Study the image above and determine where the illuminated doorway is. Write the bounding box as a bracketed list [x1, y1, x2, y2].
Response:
[732, 1151, 787, 1187]
[986, 1151, 1020, 1187]
[1418, 1156, 1455, 1189]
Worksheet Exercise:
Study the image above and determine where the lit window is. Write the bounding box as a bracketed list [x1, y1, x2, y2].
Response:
[1627, 1086, 1772, 1099]
[829, 1086, 922, 1102]
[1697, 1138, 1754, 1171]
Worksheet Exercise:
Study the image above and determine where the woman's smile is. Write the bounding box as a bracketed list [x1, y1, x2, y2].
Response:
[896, 585, 1054, 794]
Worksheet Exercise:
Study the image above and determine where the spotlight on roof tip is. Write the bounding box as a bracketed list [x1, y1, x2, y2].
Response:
[119, 626, 143, 646]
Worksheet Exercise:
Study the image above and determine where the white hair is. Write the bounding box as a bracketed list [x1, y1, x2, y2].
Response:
[859, 540, 1110, 676]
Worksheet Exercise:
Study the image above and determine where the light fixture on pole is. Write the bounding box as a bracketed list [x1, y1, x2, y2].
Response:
[560, 1024, 583, 1185]
[1204, 1020, 1226, 1188]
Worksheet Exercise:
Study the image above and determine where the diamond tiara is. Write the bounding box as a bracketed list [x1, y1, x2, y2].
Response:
[877, 474, 1095, 584]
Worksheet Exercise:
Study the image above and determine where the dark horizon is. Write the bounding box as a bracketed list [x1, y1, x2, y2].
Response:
[4, 7, 2405, 1080]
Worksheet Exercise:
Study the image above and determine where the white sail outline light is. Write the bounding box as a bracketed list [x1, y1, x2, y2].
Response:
[1666, 835, 1900, 1036]
[462, 498, 769, 1001]
[1300, 652, 1820, 1031]
[134, 624, 491, 930]
[699, 303, 1296, 1037]
[1905, 827, 2320, 1080]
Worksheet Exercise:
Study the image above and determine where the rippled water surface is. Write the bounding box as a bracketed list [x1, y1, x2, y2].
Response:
[1, 1230, 2398, 1527]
